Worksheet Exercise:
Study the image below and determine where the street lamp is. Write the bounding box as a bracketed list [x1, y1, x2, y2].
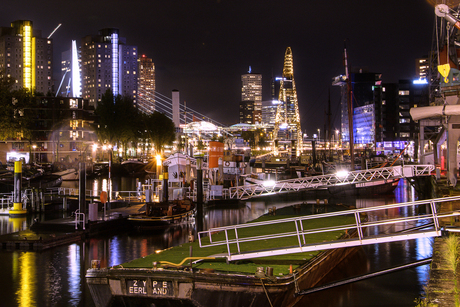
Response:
[155, 154, 162, 180]
[318, 129, 321, 143]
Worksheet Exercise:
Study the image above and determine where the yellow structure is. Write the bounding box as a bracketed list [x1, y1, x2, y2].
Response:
[9, 161, 27, 216]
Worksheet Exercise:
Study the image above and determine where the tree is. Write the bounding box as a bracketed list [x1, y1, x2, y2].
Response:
[95, 90, 117, 144]
[0, 71, 36, 142]
[143, 112, 175, 154]
[95, 90, 142, 158]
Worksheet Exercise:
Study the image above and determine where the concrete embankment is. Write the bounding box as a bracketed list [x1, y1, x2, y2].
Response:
[423, 177, 460, 306]
[424, 237, 459, 306]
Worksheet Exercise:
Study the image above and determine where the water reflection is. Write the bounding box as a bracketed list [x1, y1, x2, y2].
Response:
[0, 178, 432, 306]
[17, 252, 36, 306]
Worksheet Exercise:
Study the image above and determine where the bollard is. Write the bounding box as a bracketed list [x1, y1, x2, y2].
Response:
[255, 267, 265, 278]
[266, 267, 273, 276]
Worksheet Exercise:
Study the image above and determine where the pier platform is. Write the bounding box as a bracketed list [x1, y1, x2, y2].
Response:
[0, 203, 146, 251]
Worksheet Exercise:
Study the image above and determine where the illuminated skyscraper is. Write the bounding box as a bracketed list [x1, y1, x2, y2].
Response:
[137, 55, 156, 114]
[241, 68, 262, 124]
[80, 28, 138, 107]
[415, 57, 429, 80]
[273, 47, 302, 156]
[0, 20, 53, 94]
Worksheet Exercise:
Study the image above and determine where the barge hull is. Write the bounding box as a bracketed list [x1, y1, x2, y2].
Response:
[86, 244, 360, 307]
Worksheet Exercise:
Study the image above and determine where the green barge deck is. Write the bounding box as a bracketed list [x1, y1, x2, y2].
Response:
[86, 208, 358, 307]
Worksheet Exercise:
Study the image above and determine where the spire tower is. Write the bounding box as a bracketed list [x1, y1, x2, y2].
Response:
[273, 47, 302, 156]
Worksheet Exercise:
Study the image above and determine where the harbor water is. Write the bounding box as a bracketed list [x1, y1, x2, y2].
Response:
[0, 177, 431, 306]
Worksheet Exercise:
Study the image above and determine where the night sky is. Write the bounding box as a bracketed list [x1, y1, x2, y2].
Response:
[1, 0, 435, 134]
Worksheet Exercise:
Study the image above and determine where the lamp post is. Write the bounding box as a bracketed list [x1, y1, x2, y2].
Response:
[195, 156, 204, 239]
[102, 144, 112, 207]
[31, 144, 36, 164]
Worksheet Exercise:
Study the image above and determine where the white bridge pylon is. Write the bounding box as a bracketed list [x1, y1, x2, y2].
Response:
[228, 165, 435, 200]
[198, 195, 458, 262]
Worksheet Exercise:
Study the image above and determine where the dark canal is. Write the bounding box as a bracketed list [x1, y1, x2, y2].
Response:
[0, 178, 431, 306]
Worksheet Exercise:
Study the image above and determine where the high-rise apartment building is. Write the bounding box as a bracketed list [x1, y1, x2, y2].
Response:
[137, 55, 155, 114]
[0, 20, 53, 94]
[80, 28, 138, 107]
[241, 69, 262, 124]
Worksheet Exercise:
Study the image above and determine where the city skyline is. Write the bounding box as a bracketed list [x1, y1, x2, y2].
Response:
[1, 0, 434, 134]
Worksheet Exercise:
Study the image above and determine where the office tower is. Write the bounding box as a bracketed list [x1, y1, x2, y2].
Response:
[241, 68, 262, 124]
[239, 100, 255, 124]
[137, 55, 155, 114]
[80, 28, 138, 107]
[0, 20, 53, 94]
[261, 100, 280, 127]
[333, 69, 382, 142]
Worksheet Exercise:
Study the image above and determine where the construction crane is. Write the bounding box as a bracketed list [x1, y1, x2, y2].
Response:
[47, 23, 62, 39]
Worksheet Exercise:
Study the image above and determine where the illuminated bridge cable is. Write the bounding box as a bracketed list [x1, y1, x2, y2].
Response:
[295, 258, 432, 296]
[153, 91, 227, 127]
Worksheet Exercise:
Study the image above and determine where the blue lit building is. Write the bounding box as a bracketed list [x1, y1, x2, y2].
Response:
[80, 28, 138, 108]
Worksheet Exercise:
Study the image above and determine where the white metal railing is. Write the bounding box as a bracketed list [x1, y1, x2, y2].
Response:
[198, 194, 458, 261]
[74, 209, 85, 230]
[228, 165, 435, 200]
[55, 188, 144, 203]
[0, 194, 13, 210]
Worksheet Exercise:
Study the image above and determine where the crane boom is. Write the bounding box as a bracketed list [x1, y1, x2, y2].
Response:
[47, 23, 62, 39]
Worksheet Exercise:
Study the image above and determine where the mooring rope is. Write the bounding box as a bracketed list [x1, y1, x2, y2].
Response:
[259, 278, 274, 307]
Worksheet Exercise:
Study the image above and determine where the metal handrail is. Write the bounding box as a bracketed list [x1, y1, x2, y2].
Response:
[228, 165, 435, 200]
[198, 195, 459, 261]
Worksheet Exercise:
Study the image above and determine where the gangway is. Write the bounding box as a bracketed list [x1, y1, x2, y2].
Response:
[228, 164, 434, 200]
[198, 195, 459, 262]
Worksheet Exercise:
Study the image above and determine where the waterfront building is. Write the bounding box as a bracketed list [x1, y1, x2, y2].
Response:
[334, 69, 382, 143]
[241, 69, 262, 124]
[354, 103, 375, 145]
[376, 79, 429, 156]
[0, 20, 53, 94]
[80, 28, 138, 107]
[0, 97, 96, 163]
[137, 55, 156, 114]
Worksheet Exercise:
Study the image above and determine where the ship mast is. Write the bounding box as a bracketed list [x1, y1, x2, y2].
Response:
[344, 42, 355, 170]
